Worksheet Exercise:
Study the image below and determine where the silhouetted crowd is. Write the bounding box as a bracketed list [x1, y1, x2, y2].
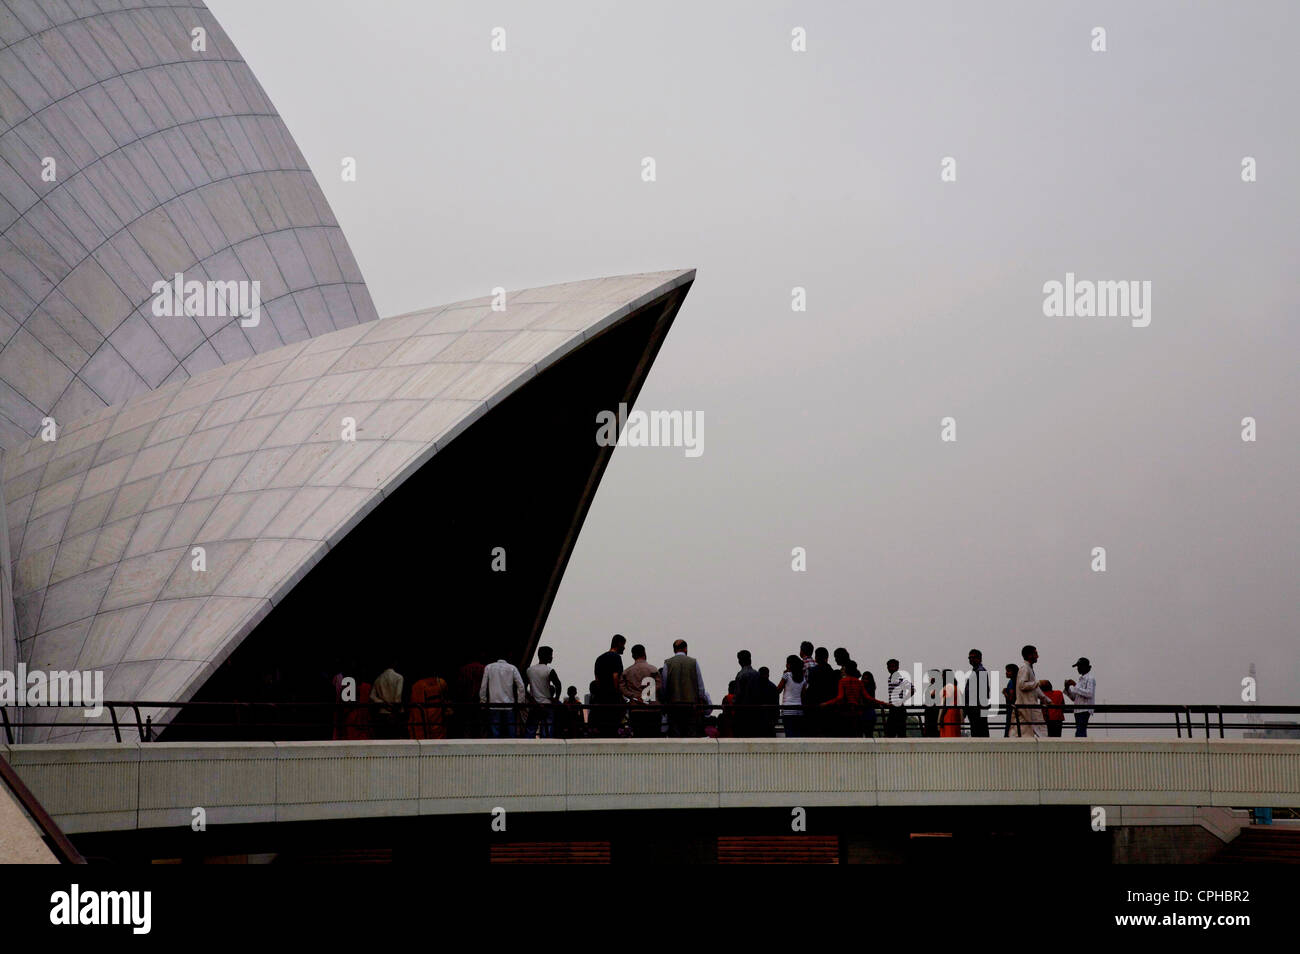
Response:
[331, 636, 1096, 740]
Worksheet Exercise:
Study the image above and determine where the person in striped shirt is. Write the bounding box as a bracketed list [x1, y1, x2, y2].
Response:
[884, 659, 913, 737]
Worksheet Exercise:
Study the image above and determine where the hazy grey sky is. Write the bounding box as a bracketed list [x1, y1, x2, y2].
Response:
[209, 0, 1298, 711]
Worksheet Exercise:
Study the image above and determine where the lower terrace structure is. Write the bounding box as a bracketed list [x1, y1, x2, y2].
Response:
[7, 737, 1298, 864]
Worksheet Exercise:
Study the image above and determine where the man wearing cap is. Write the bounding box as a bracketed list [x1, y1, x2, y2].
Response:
[1064, 657, 1096, 737]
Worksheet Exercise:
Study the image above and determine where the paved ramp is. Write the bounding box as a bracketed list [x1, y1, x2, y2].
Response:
[0, 778, 55, 863]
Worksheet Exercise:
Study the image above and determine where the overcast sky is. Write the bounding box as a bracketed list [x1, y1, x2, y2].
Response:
[209, 0, 1298, 713]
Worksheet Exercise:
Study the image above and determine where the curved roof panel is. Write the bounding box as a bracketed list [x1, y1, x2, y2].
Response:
[3, 269, 694, 740]
[0, 0, 377, 449]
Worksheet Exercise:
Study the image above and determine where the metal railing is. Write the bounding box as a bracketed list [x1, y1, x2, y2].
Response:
[3, 700, 1299, 743]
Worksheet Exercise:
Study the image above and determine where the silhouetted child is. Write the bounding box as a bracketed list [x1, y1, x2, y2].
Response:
[562, 685, 585, 737]
[1041, 680, 1065, 737]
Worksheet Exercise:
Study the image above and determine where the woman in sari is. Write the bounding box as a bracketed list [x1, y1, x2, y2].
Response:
[408, 672, 450, 740]
[860, 669, 888, 737]
[939, 670, 963, 737]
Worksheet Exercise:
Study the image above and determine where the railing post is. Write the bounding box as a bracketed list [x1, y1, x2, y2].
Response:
[109, 705, 121, 744]
[1217, 707, 1225, 739]
[1, 707, 12, 745]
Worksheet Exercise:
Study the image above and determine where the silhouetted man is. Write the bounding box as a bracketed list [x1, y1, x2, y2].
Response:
[885, 658, 912, 737]
[1015, 645, 1048, 738]
[1002, 664, 1018, 737]
[453, 657, 485, 738]
[480, 653, 525, 738]
[758, 666, 780, 737]
[963, 648, 991, 737]
[803, 647, 839, 737]
[592, 634, 626, 737]
[621, 643, 663, 737]
[733, 650, 765, 737]
[662, 639, 708, 737]
[799, 640, 816, 674]
[833, 647, 851, 677]
[921, 668, 942, 737]
[525, 646, 562, 738]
